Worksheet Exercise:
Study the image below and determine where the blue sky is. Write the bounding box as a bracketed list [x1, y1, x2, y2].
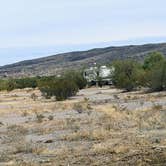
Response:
[0, 0, 166, 65]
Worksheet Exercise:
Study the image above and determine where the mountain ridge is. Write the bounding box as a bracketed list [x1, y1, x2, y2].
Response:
[1, 42, 166, 78]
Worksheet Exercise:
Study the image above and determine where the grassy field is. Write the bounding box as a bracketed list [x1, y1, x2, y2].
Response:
[0, 87, 166, 165]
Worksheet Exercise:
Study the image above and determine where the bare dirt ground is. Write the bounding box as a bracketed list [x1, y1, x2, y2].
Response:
[0, 87, 166, 166]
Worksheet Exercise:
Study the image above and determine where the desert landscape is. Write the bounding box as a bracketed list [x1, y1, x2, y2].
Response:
[0, 87, 165, 165]
[1, 0, 166, 165]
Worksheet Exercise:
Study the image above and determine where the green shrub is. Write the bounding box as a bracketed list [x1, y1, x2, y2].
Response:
[1, 77, 38, 91]
[39, 77, 79, 101]
[143, 52, 165, 70]
[0, 79, 9, 91]
[64, 70, 87, 89]
[112, 60, 142, 91]
[14, 77, 37, 89]
[145, 60, 166, 91]
[143, 52, 166, 91]
[6, 79, 17, 91]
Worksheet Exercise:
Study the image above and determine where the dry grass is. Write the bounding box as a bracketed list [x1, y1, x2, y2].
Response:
[34, 110, 45, 123]
[0, 87, 165, 165]
[152, 103, 163, 110]
[73, 98, 92, 114]
[3, 124, 45, 157]
[91, 141, 129, 155]
[61, 128, 110, 141]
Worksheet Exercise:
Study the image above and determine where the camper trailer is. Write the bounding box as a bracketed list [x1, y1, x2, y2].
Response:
[83, 65, 114, 86]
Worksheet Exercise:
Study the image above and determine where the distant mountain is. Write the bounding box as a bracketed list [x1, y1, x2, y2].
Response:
[1, 43, 166, 78]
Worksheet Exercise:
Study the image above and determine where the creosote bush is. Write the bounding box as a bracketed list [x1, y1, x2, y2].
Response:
[143, 52, 166, 91]
[64, 70, 87, 90]
[39, 76, 79, 101]
[3, 77, 38, 91]
[38, 70, 86, 101]
[112, 60, 143, 91]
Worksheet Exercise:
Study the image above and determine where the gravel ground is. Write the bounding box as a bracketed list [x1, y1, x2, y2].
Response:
[0, 87, 165, 165]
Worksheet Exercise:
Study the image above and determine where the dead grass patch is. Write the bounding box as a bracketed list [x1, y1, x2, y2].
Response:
[91, 142, 129, 155]
[61, 128, 110, 141]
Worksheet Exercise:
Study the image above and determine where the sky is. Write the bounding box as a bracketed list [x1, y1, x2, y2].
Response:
[0, 0, 166, 65]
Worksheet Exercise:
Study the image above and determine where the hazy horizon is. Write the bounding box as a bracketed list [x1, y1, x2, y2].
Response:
[1, 38, 166, 66]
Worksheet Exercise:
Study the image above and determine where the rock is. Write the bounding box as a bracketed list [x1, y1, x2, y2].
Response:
[44, 140, 53, 143]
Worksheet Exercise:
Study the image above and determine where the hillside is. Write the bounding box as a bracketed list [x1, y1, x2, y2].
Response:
[1, 42, 166, 78]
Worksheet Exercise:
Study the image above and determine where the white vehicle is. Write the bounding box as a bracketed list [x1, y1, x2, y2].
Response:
[83, 65, 114, 85]
[83, 66, 98, 83]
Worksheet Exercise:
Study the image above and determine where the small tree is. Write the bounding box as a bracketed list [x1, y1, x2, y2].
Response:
[143, 52, 166, 91]
[112, 60, 142, 91]
[146, 60, 166, 91]
[143, 52, 164, 70]
[39, 77, 79, 101]
[64, 70, 87, 89]
[6, 79, 17, 91]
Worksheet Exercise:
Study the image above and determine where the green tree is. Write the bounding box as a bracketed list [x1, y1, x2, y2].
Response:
[143, 52, 164, 70]
[64, 70, 87, 89]
[39, 77, 79, 101]
[146, 60, 166, 91]
[6, 79, 17, 91]
[143, 52, 166, 91]
[112, 60, 142, 91]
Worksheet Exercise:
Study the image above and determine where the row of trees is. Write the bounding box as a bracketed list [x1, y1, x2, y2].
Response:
[112, 52, 166, 92]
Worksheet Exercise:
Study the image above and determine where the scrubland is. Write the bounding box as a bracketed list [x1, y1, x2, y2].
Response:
[0, 87, 166, 165]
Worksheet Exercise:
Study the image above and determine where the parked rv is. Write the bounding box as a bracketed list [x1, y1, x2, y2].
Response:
[83, 65, 114, 86]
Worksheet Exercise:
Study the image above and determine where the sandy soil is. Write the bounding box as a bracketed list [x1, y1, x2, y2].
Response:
[0, 87, 166, 166]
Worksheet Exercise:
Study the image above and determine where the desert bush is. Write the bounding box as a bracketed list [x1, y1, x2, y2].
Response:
[112, 52, 166, 92]
[31, 93, 38, 101]
[146, 61, 166, 91]
[14, 77, 37, 89]
[143, 52, 166, 91]
[0, 79, 9, 91]
[34, 111, 45, 123]
[6, 79, 17, 91]
[38, 71, 86, 101]
[143, 52, 165, 70]
[1, 77, 38, 91]
[39, 77, 79, 101]
[112, 60, 142, 91]
[73, 103, 84, 113]
[64, 70, 87, 89]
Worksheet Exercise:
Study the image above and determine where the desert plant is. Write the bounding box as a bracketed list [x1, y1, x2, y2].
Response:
[146, 63, 166, 91]
[143, 52, 165, 70]
[73, 103, 84, 113]
[39, 77, 79, 101]
[34, 111, 45, 123]
[6, 79, 17, 91]
[64, 70, 87, 89]
[112, 60, 142, 91]
[31, 93, 38, 101]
